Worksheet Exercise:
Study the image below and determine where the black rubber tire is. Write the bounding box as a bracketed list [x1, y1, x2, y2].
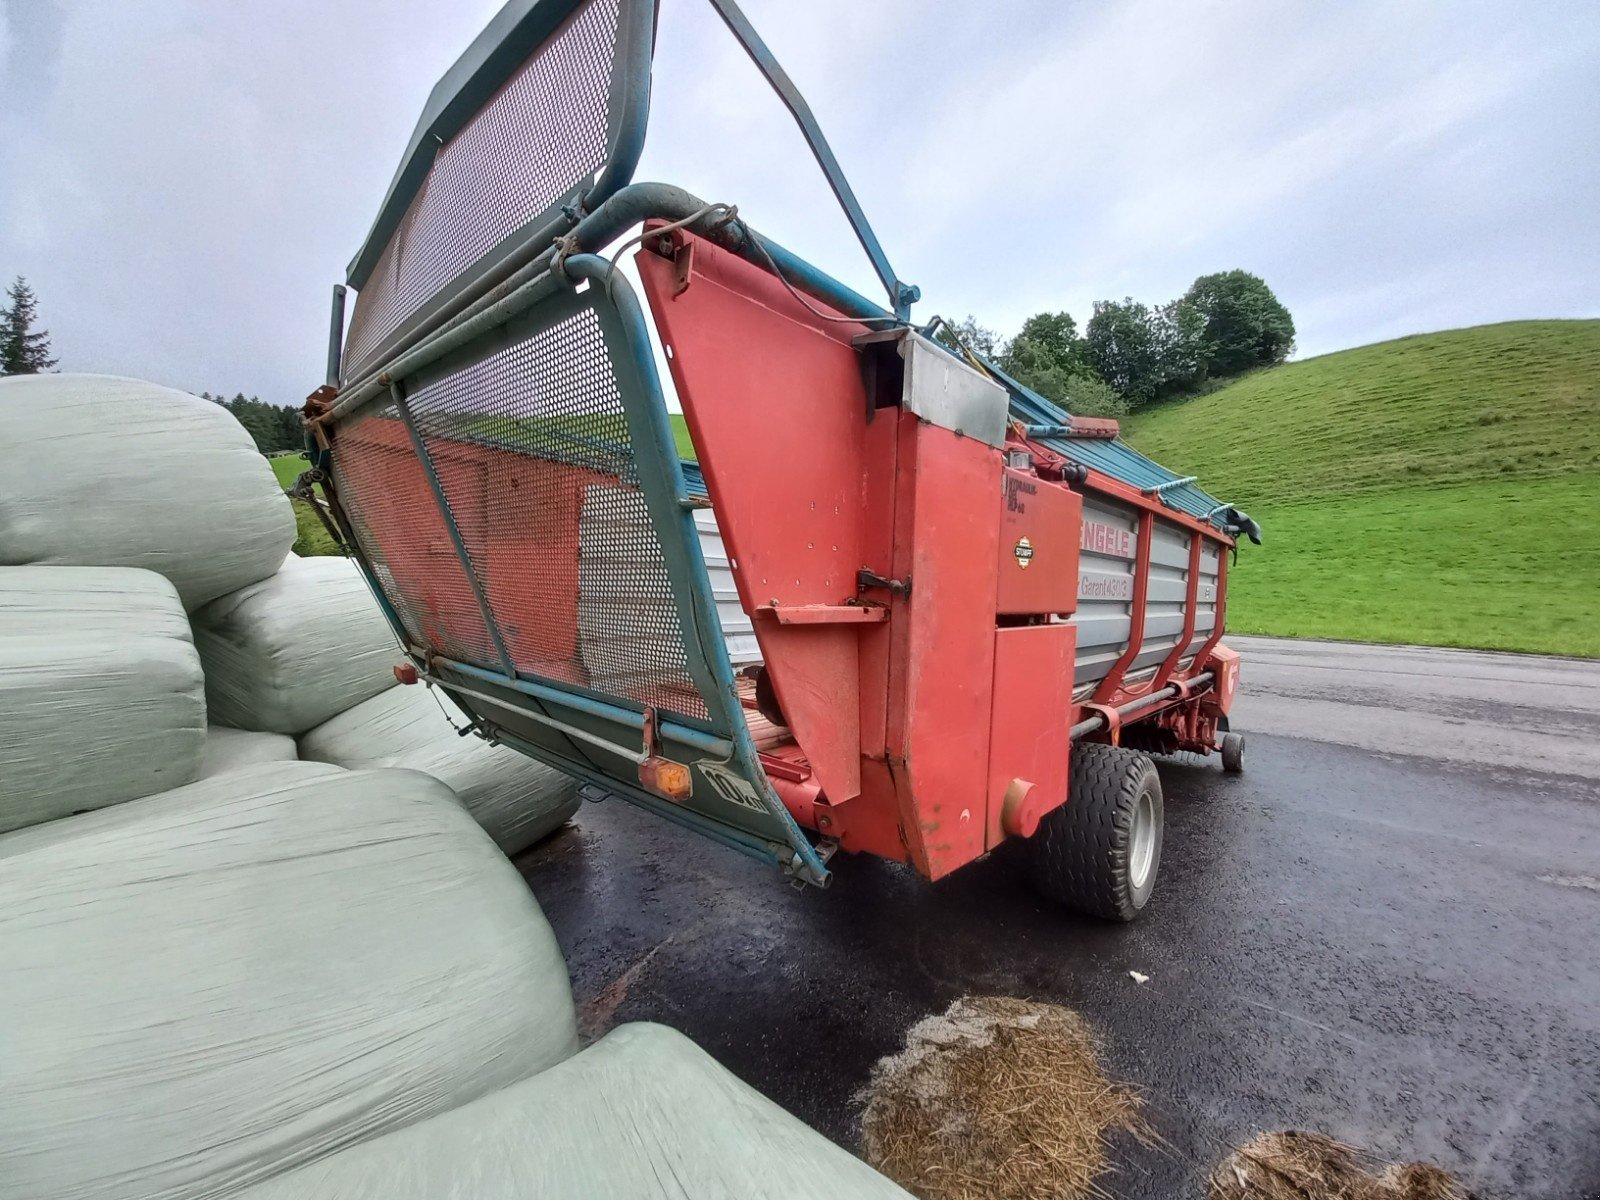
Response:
[1026, 743, 1164, 921]
[1221, 731, 1245, 773]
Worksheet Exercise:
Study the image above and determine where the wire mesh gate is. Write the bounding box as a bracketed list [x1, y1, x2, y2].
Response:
[328, 257, 828, 883]
[319, 0, 830, 883]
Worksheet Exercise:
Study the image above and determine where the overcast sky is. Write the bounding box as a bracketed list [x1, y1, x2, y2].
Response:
[1, 0, 1596, 403]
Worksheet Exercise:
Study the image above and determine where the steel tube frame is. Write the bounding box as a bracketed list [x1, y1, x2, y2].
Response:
[705, 0, 917, 319]
[1070, 671, 1215, 741]
[329, 183, 897, 424]
[341, 250, 833, 886]
[325, 284, 347, 387]
[389, 383, 520, 678]
[434, 654, 734, 756]
[487, 726, 801, 871]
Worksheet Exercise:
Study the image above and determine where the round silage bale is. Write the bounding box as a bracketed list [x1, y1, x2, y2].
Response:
[0, 373, 296, 609]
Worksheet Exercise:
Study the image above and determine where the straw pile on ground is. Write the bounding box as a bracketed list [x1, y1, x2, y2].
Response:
[1209, 1131, 1468, 1200]
[860, 995, 1144, 1200]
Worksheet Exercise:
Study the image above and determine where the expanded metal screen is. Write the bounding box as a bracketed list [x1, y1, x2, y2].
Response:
[331, 299, 706, 721]
[343, 0, 624, 379]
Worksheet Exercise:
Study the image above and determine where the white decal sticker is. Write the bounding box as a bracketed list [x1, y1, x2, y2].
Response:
[1080, 520, 1136, 559]
[1079, 572, 1135, 601]
[698, 760, 767, 812]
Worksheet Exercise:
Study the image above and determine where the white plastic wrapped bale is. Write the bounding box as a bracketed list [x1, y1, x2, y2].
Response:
[298, 683, 581, 855]
[0, 762, 581, 1200]
[0, 374, 295, 610]
[199, 725, 298, 778]
[0, 565, 205, 834]
[235, 1022, 914, 1200]
[191, 554, 403, 735]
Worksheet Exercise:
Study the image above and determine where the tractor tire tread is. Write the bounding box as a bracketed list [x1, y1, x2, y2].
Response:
[1027, 743, 1162, 922]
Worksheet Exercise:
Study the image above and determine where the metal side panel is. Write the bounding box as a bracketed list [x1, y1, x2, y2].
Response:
[1130, 519, 1192, 673]
[327, 256, 828, 885]
[1070, 495, 1139, 694]
[1180, 540, 1222, 667]
[694, 509, 762, 666]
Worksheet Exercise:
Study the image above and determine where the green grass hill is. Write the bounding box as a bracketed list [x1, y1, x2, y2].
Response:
[1125, 319, 1600, 657]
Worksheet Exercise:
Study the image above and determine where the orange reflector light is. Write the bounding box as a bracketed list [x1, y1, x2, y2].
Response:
[639, 756, 693, 802]
[393, 663, 419, 685]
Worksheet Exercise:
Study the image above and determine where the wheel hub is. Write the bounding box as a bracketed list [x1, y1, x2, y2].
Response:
[1129, 789, 1156, 891]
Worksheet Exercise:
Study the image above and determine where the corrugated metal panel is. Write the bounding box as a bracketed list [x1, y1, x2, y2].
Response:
[995, 372, 1224, 521]
[1067, 492, 1219, 700]
[681, 459, 709, 499]
[1070, 495, 1139, 690]
[693, 509, 762, 666]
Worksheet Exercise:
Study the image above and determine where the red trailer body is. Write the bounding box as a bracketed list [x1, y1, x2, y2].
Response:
[633, 230, 1237, 882]
[309, 0, 1256, 917]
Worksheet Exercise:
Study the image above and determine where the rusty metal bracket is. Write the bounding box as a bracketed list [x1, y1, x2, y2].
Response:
[641, 705, 660, 758]
[672, 237, 696, 296]
[1079, 702, 1124, 744]
[857, 568, 910, 598]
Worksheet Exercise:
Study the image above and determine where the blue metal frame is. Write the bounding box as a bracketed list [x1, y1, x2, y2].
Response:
[331, 245, 831, 885]
[705, 0, 918, 320]
[563, 253, 832, 885]
[341, 0, 657, 381]
[347, 0, 656, 292]
[389, 383, 520, 678]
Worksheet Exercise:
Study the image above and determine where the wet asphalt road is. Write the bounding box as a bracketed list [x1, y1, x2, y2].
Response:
[518, 636, 1600, 1199]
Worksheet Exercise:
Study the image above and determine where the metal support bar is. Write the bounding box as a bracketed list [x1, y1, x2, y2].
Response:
[418, 675, 648, 764]
[1151, 534, 1203, 693]
[488, 726, 795, 871]
[1092, 509, 1155, 705]
[325, 284, 347, 387]
[436, 653, 735, 757]
[705, 0, 918, 319]
[1071, 672, 1215, 741]
[389, 383, 519, 678]
[1192, 545, 1231, 668]
[1143, 475, 1198, 496]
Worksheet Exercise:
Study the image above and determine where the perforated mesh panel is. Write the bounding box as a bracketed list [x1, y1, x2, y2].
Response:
[331, 302, 706, 721]
[343, 0, 622, 379]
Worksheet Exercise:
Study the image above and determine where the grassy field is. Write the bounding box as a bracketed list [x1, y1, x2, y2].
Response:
[1125, 319, 1600, 657]
[270, 454, 339, 556]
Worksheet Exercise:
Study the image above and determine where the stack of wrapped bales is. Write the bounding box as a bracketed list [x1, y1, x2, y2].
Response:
[188, 550, 582, 854]
[0, 386, 912, 1200]
[190, 554, 402, 735]
[0, 374, 295, 609]
[0, 565, 206, 832]
[0, 373, 579, 855]
[0, 761, 580, 1200]
[300, 683, 580, 852]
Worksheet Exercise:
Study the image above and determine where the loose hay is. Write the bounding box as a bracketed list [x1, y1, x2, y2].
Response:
[1209, 1131, 1469, 1200]
[860, 995, 1145, 1200]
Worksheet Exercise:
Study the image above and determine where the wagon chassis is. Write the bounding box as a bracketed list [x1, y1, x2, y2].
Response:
[305, 0, 1253, 911]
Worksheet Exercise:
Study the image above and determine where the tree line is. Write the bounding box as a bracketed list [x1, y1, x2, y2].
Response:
[942, 269, 1295, 419]
[199, 393, 305, 455]
[1, 274, 302, 456]
[6, 266, 1290, 439]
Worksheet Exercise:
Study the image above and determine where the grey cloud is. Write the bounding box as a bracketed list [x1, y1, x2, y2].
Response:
[0, 0, 1595, 403]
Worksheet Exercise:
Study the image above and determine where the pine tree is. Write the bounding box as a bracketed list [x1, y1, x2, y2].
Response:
[0, 277, 58, 375]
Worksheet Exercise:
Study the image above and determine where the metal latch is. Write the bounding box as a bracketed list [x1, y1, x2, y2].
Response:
[857, 568, 910, 598]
